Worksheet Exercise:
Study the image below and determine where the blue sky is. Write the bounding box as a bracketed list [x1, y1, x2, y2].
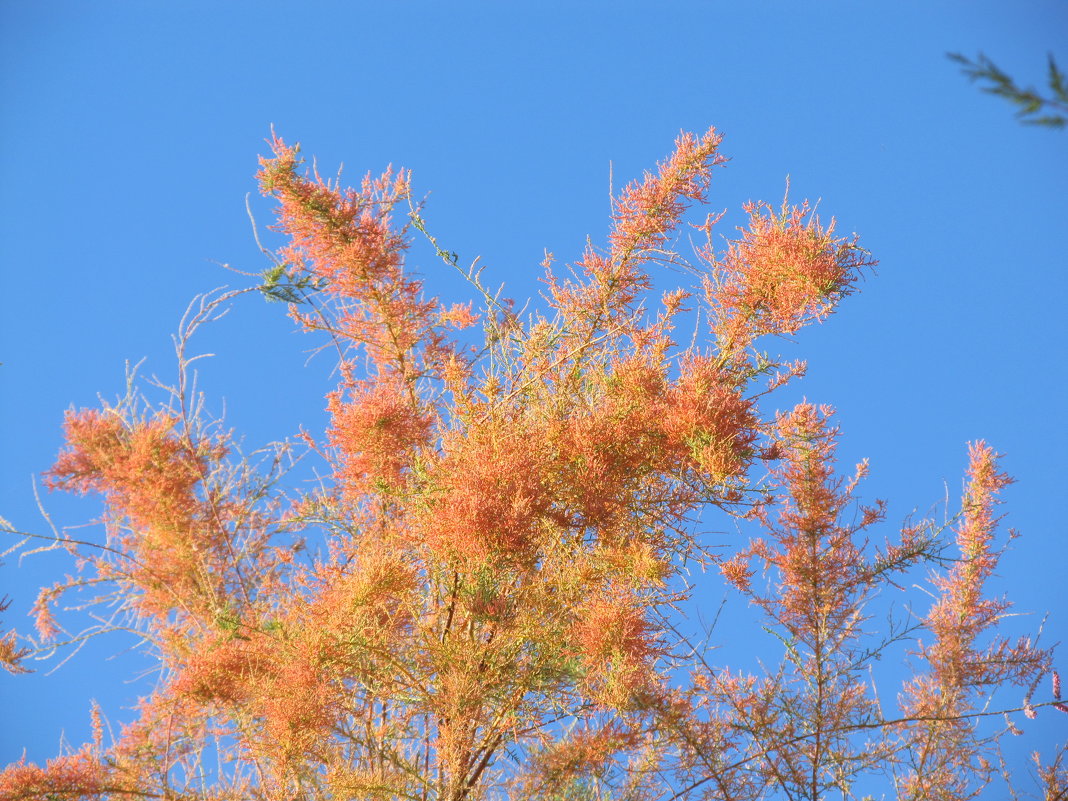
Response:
[2, 0, 1066, 793]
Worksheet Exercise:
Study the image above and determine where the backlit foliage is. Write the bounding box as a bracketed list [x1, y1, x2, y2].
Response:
[3, 128, 1064, 800]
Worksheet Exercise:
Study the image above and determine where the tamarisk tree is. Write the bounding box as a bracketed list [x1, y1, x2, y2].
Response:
[2, 128, 1065, 800]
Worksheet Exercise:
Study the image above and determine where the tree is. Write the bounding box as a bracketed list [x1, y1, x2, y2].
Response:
[2, 128, 1065, 800]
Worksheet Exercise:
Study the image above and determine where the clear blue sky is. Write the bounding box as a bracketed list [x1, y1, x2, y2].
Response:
[2, 1, 1065, 793]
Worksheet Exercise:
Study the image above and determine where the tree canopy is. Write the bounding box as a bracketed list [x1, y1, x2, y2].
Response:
[2, 128, 1065, 801]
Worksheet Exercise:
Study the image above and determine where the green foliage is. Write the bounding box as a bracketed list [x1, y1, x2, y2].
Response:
[549, 778, 597, 801]
[258, 262, 322, 303]
[215, 606, 250, 640]
[949, 51, 1068, 129]
[409, 211, 459, 267]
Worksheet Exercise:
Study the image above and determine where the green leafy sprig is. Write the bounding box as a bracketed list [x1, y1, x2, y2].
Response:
[949, 51, 1068, 129]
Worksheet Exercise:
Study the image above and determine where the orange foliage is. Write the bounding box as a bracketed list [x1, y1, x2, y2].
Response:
[571, 585, 659, 706]
[329, 378, 432, 493]
[0, 751, 123, 801]
[3, 127, 1062, 801]
[706, 196, 875, 350]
